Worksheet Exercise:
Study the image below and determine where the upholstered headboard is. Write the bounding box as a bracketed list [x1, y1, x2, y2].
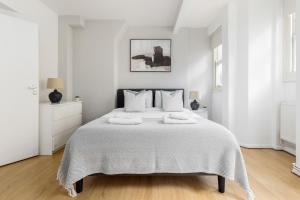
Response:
[116, 89, 184, 108]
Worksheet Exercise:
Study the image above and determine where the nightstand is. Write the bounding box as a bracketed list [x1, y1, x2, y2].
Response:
[191, 108, 208, 119]
[39, 101, 82, 155]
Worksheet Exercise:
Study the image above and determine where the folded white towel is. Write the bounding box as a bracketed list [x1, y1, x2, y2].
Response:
[108, 117, 143, 125]
[113, 113, 136, 119]
[163, 116, 198, 124]
[169, 113, 190, 120]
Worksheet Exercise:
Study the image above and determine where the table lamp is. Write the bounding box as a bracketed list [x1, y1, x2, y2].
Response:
[190, 91, 200, 110]
[47, 78, 64, 104]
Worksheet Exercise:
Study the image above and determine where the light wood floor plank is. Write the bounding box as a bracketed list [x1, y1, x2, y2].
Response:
[0, 148, 299, 200]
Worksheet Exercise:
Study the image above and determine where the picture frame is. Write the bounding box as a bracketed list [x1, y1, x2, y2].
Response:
[130, 39, 172, 72]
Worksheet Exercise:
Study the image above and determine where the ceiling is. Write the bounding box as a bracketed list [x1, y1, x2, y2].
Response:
[177, 0, 231, 28]
[40, 0, 230, 28]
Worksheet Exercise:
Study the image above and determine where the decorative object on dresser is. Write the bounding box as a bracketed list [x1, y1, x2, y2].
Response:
[191, 108, 208, 119]
[74, 96, 81, 102]
[130, 39, 171, 72]
[39, 101, 82, 155]
[189, 91, 200, 110]
[47, 78, 64, 104]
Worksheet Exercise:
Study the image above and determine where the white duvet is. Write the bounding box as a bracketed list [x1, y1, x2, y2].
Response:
[57, 108, 254, 199]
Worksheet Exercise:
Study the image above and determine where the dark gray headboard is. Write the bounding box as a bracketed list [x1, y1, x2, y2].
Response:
[116, 89, 184, 108]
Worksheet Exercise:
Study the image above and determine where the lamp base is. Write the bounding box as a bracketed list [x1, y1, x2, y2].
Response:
[49, 89, 62, 104]
[190, 100, 200, 110]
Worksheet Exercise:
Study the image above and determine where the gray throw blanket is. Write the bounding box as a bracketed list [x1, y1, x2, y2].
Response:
[57, 109, 254, 199]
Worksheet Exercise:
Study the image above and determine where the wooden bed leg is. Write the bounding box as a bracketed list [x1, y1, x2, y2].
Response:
[76, 179, 83, 193]
[218, 176, 225, 193]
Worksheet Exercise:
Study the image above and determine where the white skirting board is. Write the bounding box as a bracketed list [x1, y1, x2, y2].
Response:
[292, 163, 300, 176]
[281, 145, 296, 156]
[240, 143, 295, 156]
[240, 144, 280, 149]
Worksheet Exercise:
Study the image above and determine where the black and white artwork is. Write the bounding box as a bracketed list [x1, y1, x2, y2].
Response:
[130, 39, 171, 72]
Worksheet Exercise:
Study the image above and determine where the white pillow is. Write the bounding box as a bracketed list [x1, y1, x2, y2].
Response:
[155, 90, 162, 108]
[161, 90, 184, 112]
[124, 90, 146, 112]
[124, 90, 152, 108]
[144, 90, 153, 108]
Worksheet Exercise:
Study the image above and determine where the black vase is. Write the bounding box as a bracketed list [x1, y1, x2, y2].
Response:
[190, 99, 200, 110]
[49, 89, 62, 104]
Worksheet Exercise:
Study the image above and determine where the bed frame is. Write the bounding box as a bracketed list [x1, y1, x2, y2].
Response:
[75, 88, 225, 194]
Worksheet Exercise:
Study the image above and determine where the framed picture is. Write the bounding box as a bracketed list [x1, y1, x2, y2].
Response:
[130, 39, 171, 72]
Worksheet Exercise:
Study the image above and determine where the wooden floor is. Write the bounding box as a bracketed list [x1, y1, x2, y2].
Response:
[0, 148, 299, 200]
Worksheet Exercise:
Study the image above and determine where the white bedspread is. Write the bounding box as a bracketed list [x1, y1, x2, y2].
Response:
[163, 116, 198, 124]
[107, 116, 143, 125]
[57, 108, 254, 199]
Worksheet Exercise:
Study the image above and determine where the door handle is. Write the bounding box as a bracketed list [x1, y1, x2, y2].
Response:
[28, 85, 38, 95]
[28, 85, 37, 90]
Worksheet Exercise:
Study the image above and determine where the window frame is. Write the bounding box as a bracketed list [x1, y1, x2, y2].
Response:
[283, 7, 296, 82]
[290, 13, 296, 73]
[213, 44, 223, 90]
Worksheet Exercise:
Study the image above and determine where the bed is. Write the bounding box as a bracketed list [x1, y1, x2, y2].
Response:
[57, 89, 254, 199]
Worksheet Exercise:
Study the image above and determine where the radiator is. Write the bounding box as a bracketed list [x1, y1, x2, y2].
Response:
[280, 102, 296, 144]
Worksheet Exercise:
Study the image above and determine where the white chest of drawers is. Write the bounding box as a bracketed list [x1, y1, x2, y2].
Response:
[39, 101, 82, 155]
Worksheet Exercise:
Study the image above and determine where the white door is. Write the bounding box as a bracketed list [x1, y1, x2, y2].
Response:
[0, 11, 39, 166]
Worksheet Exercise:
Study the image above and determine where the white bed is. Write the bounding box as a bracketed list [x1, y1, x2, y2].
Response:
[57, 89, 254, 199]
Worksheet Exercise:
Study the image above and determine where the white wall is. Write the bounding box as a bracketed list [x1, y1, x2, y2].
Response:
[211, 92, 222, 124]
[284, 83, 296, 102]
[209, 0, 284, 148]
[187, 29, 212, 111]
[295, 0, 300, 174]
[0, 0, 58, 102]
[58, 16, 85, 101]
[228, 0, 250, 145]
[72, 24, 212, 123]
[117, 27, 212, 110]
[73, 20, 125, 123]
[248, 0, 283, 147]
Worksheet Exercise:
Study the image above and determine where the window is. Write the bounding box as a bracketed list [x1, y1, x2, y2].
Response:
[284, 8, 296, 81]
[290, 13, 296, 73]
[213, 44, 223, 89]
[210, 27, 222, 88]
